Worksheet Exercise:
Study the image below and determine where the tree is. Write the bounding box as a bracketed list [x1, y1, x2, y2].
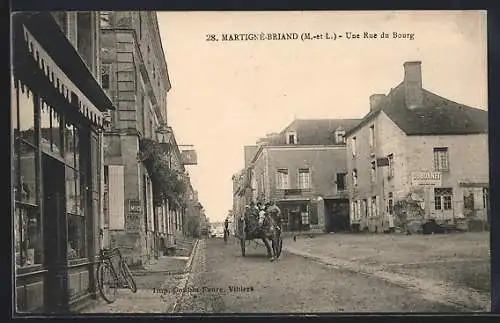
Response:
[393, 194, 425, 234]
[138, 138, 187, 208]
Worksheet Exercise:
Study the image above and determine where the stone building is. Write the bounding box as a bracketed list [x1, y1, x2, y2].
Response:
[241, 118, 360, 233]
[99, 11, 179, 267]
[12, 12, 114, 313]
[345, 61, 489, 233]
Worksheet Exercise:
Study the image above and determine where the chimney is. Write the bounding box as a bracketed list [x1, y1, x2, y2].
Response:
[369, 94, 386, 111]
[403, 61, 423, 109]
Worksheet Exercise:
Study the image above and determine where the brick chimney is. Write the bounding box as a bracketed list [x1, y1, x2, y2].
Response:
[369, 94, 386, 111]
[403, 61, 423, 109]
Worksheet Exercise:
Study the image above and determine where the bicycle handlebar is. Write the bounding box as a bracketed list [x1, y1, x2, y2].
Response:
[100, 247, 124, 261]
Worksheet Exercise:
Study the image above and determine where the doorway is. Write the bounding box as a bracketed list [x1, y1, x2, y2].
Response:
[42, 154, 68, 313]
[324, 199, 350, 232]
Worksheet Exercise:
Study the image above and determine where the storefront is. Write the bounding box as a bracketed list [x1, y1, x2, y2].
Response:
[12, 12, 114, 314]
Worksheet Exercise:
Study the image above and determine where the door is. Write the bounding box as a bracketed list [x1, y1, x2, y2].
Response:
[42, 154, 68, 313]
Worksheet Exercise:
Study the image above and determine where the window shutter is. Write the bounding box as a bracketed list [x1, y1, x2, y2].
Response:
[108, 165, 125, 230]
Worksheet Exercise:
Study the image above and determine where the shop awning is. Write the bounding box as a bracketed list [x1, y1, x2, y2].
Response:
[12, 12, 115, 127]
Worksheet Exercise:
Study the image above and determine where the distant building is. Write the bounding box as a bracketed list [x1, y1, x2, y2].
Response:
[242, 118, 361, 233]
[345, 61, 489, 233]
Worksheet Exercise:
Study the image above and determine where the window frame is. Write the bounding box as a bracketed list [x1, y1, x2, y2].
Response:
[13, 82, 43, 269]
[276, 168, 289, 189]
[351, 137, 357, 157]
[434, 187, 453, 211]
[285, 131, 297, 145]
[298, 168, 311, 190]
[352, 169, 358, 187]
[336, 173, 346, 191]
[369, 125, 375, 148]
[387, 153, 394, 178]
[433, 147, 450, 172]
[370, 160, 377, 182]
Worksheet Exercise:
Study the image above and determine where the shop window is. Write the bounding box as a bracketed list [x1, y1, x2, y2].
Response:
[40, 102, 63, 156]
[68, 215, 86, 260]
[13, 81, 42, 267]
[309, 204, 318, 225]
[371, 196, 378, 217]
[64, 123, 77, 168]
[388, 192, 393, 215]
[300, 204, 309, 225]
[434, 187, 453, 211]
[17, 84, 36, 145]
[14, 143, 41, 267]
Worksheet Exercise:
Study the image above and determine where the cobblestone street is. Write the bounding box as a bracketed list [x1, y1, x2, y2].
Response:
[172, 237, 475, 313]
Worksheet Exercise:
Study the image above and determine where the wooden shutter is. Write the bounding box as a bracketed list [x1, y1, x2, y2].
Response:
[108, 165, 125, 230]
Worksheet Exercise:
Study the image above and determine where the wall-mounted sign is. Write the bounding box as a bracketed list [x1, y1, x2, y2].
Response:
[181, 149, 198, 165]
[129, 200, 142, 213]
[411, 171, 442, 187]
[376, 157, 390, 167]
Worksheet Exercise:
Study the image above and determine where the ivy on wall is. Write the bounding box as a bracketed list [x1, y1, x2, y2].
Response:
[138, 138, 187, 209]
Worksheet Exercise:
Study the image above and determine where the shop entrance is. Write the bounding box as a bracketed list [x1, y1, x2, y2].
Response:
[42, 153, 68, 313]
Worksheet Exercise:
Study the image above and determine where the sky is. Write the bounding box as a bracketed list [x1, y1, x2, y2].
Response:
[156, 10, 488, 223]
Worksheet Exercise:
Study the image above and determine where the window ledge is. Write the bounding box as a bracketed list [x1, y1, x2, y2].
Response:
[16, 264, 46, 277]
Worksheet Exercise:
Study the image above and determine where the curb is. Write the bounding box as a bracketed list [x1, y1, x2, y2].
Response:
[169, 239, 201, 313]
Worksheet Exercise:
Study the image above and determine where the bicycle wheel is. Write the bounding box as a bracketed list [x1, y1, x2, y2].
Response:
[120, 260, 137, 293]
[97, 261, 118, 303]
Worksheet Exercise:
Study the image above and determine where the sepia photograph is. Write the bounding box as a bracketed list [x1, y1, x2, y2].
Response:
[11, 10, 490, 315]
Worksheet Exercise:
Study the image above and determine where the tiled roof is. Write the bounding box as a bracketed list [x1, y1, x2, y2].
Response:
[345, 83, 488, 137]
[263, 118, 362, 146]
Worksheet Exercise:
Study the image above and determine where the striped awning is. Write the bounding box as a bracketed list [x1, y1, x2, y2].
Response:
[22, 25, 105, 127]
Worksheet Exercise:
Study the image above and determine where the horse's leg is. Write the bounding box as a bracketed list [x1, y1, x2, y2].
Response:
[262, 238, 272, 258]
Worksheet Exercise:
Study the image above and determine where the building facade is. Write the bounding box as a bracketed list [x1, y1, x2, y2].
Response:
[12, 12, 115, 313]
[345, 61, 489, 233]
[241, 119, 360, 233]
[99, 11, 181, 267]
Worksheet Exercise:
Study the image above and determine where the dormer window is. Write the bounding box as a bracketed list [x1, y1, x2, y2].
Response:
[286, 131, 297, 145]
[334, 128, 346, 144]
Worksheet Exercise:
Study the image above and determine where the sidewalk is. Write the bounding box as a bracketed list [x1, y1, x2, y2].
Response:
[82, 241, 200, 314]
[277, 232, 491, 311]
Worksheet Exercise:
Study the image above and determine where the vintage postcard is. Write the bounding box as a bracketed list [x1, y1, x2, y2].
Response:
[11, 10, 490, 315]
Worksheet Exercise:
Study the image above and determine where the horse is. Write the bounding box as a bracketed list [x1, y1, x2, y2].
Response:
[239, 211, 282, 261]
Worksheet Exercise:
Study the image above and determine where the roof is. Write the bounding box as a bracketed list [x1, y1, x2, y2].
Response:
[263, 118, 362, 146]
[345, 83, 488, 137]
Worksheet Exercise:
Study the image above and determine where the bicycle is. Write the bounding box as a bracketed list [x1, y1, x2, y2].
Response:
[96, 247, 137, 304]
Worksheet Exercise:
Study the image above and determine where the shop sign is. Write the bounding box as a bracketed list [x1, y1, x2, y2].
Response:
[129, 200, 142, 213]
[411, 171, 442, 187]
